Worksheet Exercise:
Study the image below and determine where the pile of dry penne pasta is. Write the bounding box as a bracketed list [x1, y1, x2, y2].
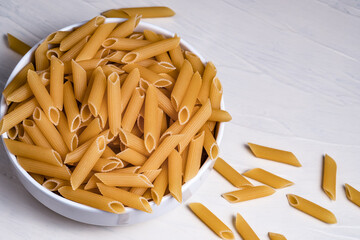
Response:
[1, 14, 232, 214]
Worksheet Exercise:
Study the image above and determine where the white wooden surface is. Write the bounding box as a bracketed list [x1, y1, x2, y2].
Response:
[1, 0, 360, 239]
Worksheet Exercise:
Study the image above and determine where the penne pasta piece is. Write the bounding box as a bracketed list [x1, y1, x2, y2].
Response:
[95, 172, 153, 187]
[17, 125, 34, 144]
[185, 51, 204, 75]
[122, 63, 171, 87]
[178, 99, 212, 153]
[88, 67, 107, 117]
[235, 213, 260, 240]
[43, 178, 70, 191]
[160, 111, 168, 136]
[7, 33, 31, 55]
[7, 125, 18, 140]
[171, 60, 193, 111]
[144, 85, 158, 153]
[154, 87, 178, 120]
[213, 157, 252, 188]
[207, 77, 223, 130]
[60, 16, 106, 51]
[56, 112, 78, 151]
[143, 30, 172, 63]
[148, 61, 176, 74]
[116, 148, 147, 166]
[102, 38, 150, 51]
[109, 14, 141, 38]
[60, 36, 90, 62]
[107, 72, 121, 135]
[71, 60, 87, 102]
[168, 42, 184, 70]
[286, 194, 337, 224]
[198, 62, 217, 105]
[22, 119, 52, 148]
[27, 70, 60, 125]
[92, 158, 120, 172]
[102, 64, 124, 76]
[248, 143, 302, 167]
[322, 154, 337, 200]
[84, 174, 101, 190]
[139, 134, 183, 173]
[46, 48, 63, 60]
[151, 161, 168, 205]
[105, 50, 126, 63]
[121, 88, 145, 132]
[243, 168, 293, 189]
[110, 166, 140, 174]
[70, 135, 106, 190]
[18, 157, 71, 180]
[184, 131, 205, 183]
[46, 31, 71, 44]
[103, 7, 175, 18]
[80, 67, 97, 121]
[168, 149, 183, 202]
[181, 145, 189, 176]
[130, 169, 161, 196]
[189, 202, 235, 240]
[33, 107, 69, 158]
[98, 94, 108, 129]
[222, 185, 275, 203]
[120, 68, 141, 112]
[78, 118, 102, 145]
[268, 232, 287, 240]
[160, 120, 185, 142]
[97, 183, 152, 213]
[344, 184, 360, 207]
[63, 81, 81, 132]
[35, 40, 49, 71]
[29, 173, 45, 185]
[58, 186, 124, 214]
[50, 56, 65, 111]
[76, 22, 117, 61]
[178, 72, 202, 125]
[94, 48, 111, 59]
[209, 109, 232, 122]
[119, 128, 150, 157]
[122, 37, 180, 64]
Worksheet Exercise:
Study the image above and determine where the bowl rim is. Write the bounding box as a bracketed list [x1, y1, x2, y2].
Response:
[0, 17, 225, 218]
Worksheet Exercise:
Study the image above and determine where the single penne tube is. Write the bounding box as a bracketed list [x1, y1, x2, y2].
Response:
[78, 118, 103, 145]
[148, 61, 176, 74]
[7, 33, 31, 55]
[80, 67, 97, 121]
[154, 87, 178, 120]
[60, 16, 106, 51]
[22, 119, 52, 148]
[103, 6, 175, 18]
[181, 144, 189, 176]
[70, 135, 106, 190]
[139, 134, 184, 173]
[98, 94, 108, 129]
[109, 14, 141, 38]
[136, 106, 145, 133]
[18, 157, 71, 180]
[120, 68, 141, 113]
[160, 110, 168, 136]
[58, 186, 124, 214]
[7, 125, 18, 140]
[184, 131, 205, 183]
[137, 59, 158, 67]
[248, 143, 302, 167]
[27, 70, 60, 125]
[50, 56, 64, 110]
[268, 232, 287, 240]
[63, 58, 108, 75]
[29, 173, 45, 185]
[64, 136, 95, 164]
[143, 30, 172, 63]
[102, 38, 151, 51]
[46, 31, 71, 44]
[178, 100, 212, 153]
[322, 154, 337, 200]
[60, 36, 90, 62]
[107, 72, 121, 135]
[88, 67, 107, 117]
[189, 202, 235, 240]
[286, 194, 337, 224]
[168, 149, 183, 203]
[35, 40, 49, 71]
[160, 73, 176, 92]
[122, 63, 171, 87]
[76, 22, 117, 61]
[71, 60, 87, 102]
[119, 128, 150, 157]
[56, 112, 78, 151]
[202, 125, 219, 160]
[97, 183, 152, 213]
[17, 125, 34, 144]
[94, 48, 111, 59]
[63, 81, 81, 132]
[222, 185, 276, 203]
[110, 166, 140, 174]
[243, 168, 293, 189]
[122, 88, 145, 132]
[169, 43, 184, 70]
[46, 47, 63, 60]
[105, 50, 127, 63]
[84, 174, 101, 190]
[344, 184, 360, 207]
[209, 109, 232, 122]
[144, 85, 158, 153]
[178, 72, 202, 125]
[95, 172, 153, 187]
[116, 148, 147, 166]
[235, 213, 260, 240]
[33, 107, 69, 158]
[213, 157, 252, 188]
[160, 120, 185, 142]
[43, 178, 70, 191]
[102, 64, 124, 76]
[4, 138, 62, 166]
[209, 77, 223, 110]
[129, 33, 144, 40]
[151, 161, 168, 205]
[185, 51, 204, 75]
[198, 62, 217, 105]
[92, 158, 120, 172]
[121, 36, 180, 64]
[130, 169, 162, 196]
[171, 60, 193, 111]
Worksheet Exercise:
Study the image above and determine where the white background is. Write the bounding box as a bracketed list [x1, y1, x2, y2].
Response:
[0, 0, 360, 239]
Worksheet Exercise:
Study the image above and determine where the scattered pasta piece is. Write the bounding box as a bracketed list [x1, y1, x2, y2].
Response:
[243, 168, 293, 189]
[102, 7, 175, 18]
[268, 232, 287, 240]
[322, 154, 337, 200]
[222, 185, 275, 203]
[7, 33, 31, 55]
[235, 213, 260, 240]
[344, 184, 360, 207]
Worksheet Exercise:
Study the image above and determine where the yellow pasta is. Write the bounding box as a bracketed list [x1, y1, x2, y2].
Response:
[60, 36, 90, 62]
[7, 33, 31, 55]
[130, 169, 162, 196]
[344, 184, 360, 207]
[286, 194, 337, 224]
[92, 158, 120, 172]
[151, 161, 168, 205]
[109, 14, 141, 38]
[122, 88, 145, 132]
[78, 118, 103, 145]
[107, 72, 121, 135]
[27, 70, 60, 125]
[22, 119, 52, 148]
[243, 168, 293, 189]
[160, 120, 185, 142]
[60, 16, 105, 51]
[235, 213, 260, 240]
[168, 44, 184, 70]
[88, 67, 107, 117]
[168, 149, 183, 203]
[46, 31, 71, 44]
[110, 166, 140, 174]
[120, 68, 141, 112]
[7, 125, 18, 140]
[95, 172, 153, 187]
[18, 157, 71, 180]
[209, 109, 232, 122]
[46, 47, 63, 60]
[322, 154, 337, 200]
[185, 51, 204, 75]
[144, 85, 158, 153]
[248, 143, 302, 167]
[119, 129, 150, 157]
[35, 40, 49, 71]
[189, 202, 234, 240]
[84, 174, 101, 190]
[143, 30, 173, 63]
[63, 81, 81, 132]
[184, 131, 205, 183]
[97, 183, 152, 213]
[98, 94, 108, 129]
[198, 62, 217, 105]
[222, 185, 275, 203]
[58, 186, 124, 214]
[71, 60, 87, 102]
[102, 38, 150, 51]
[154, 87, 178, 120]
[102, 7, 175, 18]
[116, 148, 147, 166]
[70, 135, 106, 190]
[17, 125, 34, 144]
[80, 67, 97, 121]
[50, 59, 64, 103]
[105, 50, 126, 63]
[201, 125, 219, 160]
[170, 60, 193, 111]
[64, 136, 96, 164]
[56, 112, 78, 151]
[29, 173, 45, 185]
[122, 63, 171, 87]
[268, 232, 287, 240]
[43, 178, 70, 191]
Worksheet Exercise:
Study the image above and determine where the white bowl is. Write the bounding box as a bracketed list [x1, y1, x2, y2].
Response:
[0, 18, 225, 226]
